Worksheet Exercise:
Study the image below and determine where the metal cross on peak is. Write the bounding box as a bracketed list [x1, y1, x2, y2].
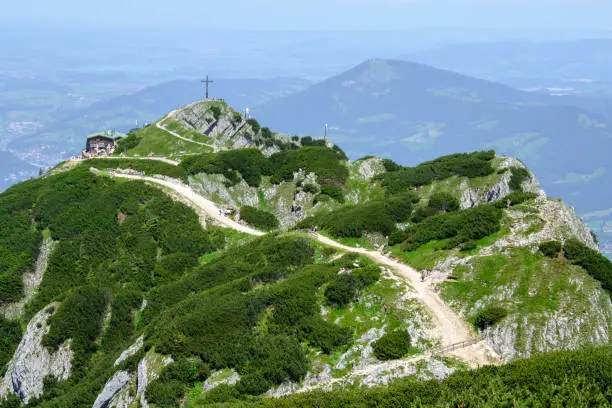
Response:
[201, 76, 214, 100]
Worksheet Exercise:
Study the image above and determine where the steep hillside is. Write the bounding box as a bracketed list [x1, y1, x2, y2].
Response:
[0, 102, 610, 407]
[253, 58, 612, 257]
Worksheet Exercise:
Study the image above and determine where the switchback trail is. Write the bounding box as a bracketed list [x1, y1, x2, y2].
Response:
[100, 171, 498, 367]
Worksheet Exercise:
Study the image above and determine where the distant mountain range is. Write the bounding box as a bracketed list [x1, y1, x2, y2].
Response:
[254, 58, 612, 248]
[10, 77, 310, 155]
[0, 151, 37, 191]
[404, 39, 612, 99]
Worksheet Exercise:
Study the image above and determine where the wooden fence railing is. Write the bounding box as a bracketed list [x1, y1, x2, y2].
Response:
[433, 338, 479, 355]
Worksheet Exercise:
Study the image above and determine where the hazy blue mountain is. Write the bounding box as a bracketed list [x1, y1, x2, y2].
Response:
[405, 39, 612, 99]
[254, 59, 612, 251]
[0, 151, 37, 191]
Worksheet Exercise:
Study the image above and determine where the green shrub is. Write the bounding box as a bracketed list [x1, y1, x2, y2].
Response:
[210, 106, 222, 121]
[441, 235, 468, 250]
[539, 241, 563, 258]
[379, 151, 495, 194]
[428, 193, 460, 213]
[231, 111, 242, 124]
[234, 347, 612, 407]
[493, 191, 538, 208]
[261, 127, 273, 139]
[87, 158, 188, 181]
[181, 149, 266, 187]
[324, 267, 379, 307]
[563, 239, 612, 294]
[240, 206, 279, 230]
[300, 136, 326, 147]
[382, 158, 402, 172]
[0, 318, 21, 374]
[320, 184, 345, 203]
[325, 274, 358, 306]
[372, 330, 412, 360]
[0, 394, 21, 408]
[509, 167, 531, 191]
[474, 306, 507, 330]
[402, 205, 503, 250]
[114, 133, 141, 154]
[412, 193, 459, 223]
[146, 379, 185, 408]
[247, 118, 261, 134]
[459, 240, 477, 252]
[43, 285, 109, 373]
[302, 183, 319, 194]
[296, 316, 351, 354]
[298, 197, 413, 238]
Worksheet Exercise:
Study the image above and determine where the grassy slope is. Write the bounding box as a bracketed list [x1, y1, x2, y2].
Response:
[122, 123, 211, 158]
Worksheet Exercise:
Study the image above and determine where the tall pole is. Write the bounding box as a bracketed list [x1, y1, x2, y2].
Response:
[324, 123, 328, 141]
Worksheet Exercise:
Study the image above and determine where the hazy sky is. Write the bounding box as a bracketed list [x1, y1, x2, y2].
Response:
[4, 0, 612, 31]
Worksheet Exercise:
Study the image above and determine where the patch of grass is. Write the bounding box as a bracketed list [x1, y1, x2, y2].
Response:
[123, 123, 210, 157]
[165, 119, 213, 144]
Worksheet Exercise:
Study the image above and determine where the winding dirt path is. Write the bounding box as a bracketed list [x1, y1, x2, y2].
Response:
[156, 105, 218, 151]
[100, 171, 498, 367]
[105, 172, 263, 236]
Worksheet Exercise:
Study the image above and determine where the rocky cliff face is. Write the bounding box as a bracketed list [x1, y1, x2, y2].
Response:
[0, 303, 73, 403]
[92, 349, 173, 408]
[190, 170, 334, 230]
[459, 156, 544, 210]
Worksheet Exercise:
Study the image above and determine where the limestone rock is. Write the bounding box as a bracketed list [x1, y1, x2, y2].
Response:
[202, 369, 241, 392]
[114, 335, 144, 367]
[137, 352, 174, 408]
[0, 303, 73, 403]
[356, 157, 386, 180]
[92, 371, 134, 408]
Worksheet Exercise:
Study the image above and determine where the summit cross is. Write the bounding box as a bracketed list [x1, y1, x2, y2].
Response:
[201, 76, 214, 100]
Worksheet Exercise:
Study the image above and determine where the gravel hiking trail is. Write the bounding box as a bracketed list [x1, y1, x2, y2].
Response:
[102, 171, 499, 367]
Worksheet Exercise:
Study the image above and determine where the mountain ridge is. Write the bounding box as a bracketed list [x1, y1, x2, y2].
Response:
[0, 100, 610, 407]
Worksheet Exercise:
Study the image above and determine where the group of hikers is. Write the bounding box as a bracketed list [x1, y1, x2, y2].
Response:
[310, 225, 319, 233]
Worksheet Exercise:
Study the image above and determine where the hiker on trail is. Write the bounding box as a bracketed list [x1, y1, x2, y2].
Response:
[421, 271, 425, 282]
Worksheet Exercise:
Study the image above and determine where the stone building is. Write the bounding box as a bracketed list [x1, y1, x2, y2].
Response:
[83, 130, 126, 158]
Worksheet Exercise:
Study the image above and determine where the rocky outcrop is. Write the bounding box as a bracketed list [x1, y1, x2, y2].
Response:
[137, 352, 173, 408]
[172, 102, 292, 156]
[356, 157, 386, 180]
[91, 351, 173, 408]
[0, 303, 73, 403]
[92, 371, 134, 408]
[114, 335, 144, 367]
[1, 236, 56, 319]
[488, 197, 599, 252]
[190, 170, 322, 230]
[202, 369, 241, 392]
[459, 156, 544, 210]
[483, 286, 612, 361]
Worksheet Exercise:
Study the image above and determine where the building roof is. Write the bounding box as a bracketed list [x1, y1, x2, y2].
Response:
[86, 130, 127, 141]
